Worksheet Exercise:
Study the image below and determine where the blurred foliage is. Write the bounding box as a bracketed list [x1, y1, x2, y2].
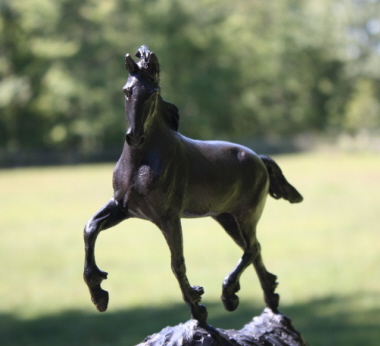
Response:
[0, 0, 379, 164]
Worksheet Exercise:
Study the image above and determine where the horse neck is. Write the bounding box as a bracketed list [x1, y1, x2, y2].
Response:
[145, 95, 173, 139]
[156, 95, 180, 132]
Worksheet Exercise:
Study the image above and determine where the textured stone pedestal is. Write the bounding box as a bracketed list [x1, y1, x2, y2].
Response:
[137, 309, 308, 346]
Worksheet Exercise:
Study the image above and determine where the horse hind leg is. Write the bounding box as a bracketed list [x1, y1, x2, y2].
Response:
[238, 216, 280, 312]
[83, 198, 127, 312]
[215, 213, 279, 312]
[252, 243, 280, 312]
[214, 213, 252, 312]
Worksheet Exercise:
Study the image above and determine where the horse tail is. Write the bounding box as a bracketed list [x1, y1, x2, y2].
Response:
[259, 155, 303, 204]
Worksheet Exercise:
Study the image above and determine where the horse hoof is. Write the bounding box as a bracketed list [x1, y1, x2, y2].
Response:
[92, 290, 109, 312]
[221, 293, 239, 312]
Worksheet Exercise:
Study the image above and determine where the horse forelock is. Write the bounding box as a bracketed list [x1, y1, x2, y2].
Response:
[136, 45, 150, 65]
[134, 45, 160, 84]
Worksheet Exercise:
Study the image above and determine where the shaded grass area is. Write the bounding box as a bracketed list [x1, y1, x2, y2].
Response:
[1, 152, 379, 345]
[1, 294, 379, 346]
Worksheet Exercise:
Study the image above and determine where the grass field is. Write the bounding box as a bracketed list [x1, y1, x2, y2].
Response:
[0, 152, 379, 345]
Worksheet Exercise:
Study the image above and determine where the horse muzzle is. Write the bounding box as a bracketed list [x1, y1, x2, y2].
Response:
[126, 129, 146, 148]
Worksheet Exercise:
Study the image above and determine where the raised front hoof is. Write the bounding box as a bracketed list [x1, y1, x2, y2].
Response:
[265, 292, 280, 313]
[221, 293, 239, 312]
[92, 289, 109, 312]
[191, 304, 208, 326]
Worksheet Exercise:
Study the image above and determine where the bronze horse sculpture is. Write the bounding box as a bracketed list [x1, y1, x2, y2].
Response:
[83, 45, 303, 325]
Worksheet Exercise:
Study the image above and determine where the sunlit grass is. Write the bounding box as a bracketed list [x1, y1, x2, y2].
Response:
[1, 152, 379, 345]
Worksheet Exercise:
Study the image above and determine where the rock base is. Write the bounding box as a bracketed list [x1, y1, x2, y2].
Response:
[137, 308, 308, 346]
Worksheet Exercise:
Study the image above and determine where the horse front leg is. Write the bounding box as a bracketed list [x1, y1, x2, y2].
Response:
[157, 217, 208, 325]
[83, 198, 127, 312]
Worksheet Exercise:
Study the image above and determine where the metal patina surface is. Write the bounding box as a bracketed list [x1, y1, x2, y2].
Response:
[83, 46, 303, 337]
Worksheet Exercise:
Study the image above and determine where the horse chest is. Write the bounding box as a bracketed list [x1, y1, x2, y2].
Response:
[133, 164, 158, 195]
[113, 149, 181, 218]
[122, 164, 173, 220]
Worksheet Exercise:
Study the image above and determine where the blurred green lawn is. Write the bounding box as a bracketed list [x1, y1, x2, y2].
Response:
[0, 152, 379, 345]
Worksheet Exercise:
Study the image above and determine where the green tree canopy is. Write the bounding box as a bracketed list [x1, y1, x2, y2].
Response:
[1, 0, 379, 164]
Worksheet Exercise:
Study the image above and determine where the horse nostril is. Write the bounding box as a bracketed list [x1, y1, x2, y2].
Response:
[126, 133, 133, 145]
[123, 87, 132, 100]
[139, 136, 146, 146]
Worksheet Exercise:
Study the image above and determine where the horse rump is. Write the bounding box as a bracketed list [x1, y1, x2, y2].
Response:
[259, 155, 303, 204]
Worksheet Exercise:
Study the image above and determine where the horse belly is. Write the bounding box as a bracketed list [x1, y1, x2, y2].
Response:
[182, 172, 252, 217]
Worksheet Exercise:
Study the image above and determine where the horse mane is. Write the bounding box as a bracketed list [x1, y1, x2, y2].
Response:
[158, 96, 180, 131]
[134, 46, 178, 131]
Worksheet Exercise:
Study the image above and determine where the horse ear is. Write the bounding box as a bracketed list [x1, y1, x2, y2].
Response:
[148, 52, 160, 74]
[125, 54, 138, 73]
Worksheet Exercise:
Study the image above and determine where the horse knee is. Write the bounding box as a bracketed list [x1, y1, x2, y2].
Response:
[84, 199, 126, 242]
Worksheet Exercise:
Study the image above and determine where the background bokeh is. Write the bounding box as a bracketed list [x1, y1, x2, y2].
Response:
[1, 0, 380, 166]
[0, 1, 379, 345]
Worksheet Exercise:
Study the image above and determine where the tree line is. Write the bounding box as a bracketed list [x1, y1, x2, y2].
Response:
[0, 0, 379, 165]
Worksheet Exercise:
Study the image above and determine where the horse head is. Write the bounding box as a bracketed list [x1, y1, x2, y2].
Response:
[123, 45, 160, 148]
